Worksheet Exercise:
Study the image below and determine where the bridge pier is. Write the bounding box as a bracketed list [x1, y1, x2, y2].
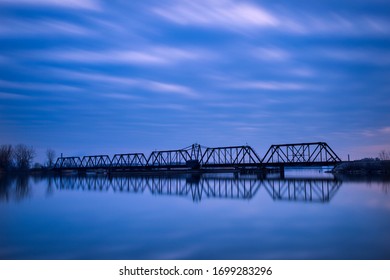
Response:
[279, 166, 285, 179]
[78, 169, 86, 175]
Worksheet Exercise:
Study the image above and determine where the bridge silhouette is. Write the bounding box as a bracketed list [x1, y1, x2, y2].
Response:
[53, 142, 342, 175]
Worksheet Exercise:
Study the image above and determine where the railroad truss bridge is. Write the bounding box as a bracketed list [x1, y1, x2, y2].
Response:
[53, 142, 342, 176]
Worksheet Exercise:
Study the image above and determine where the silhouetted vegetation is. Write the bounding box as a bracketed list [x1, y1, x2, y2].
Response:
[46, 148, 56, 168]
[379, 150, 390, 161]
[13, 144, 36, 170]
[0, 144, 13, 171]
[0, 144, 36, 172]
[333, 158, 390, 174]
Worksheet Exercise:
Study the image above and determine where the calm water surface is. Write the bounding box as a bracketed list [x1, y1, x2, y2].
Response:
[1, 170, 389, 259]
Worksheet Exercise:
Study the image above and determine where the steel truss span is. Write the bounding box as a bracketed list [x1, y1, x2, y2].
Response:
[53, 142, 342, 171]
[54, 157, 82, 169]
[147, 149, 192, 167]
[200, 145, 262, 167]
[82, 155, 111, 168]
[111, 153, 147, 168]
[262, 142, 341, 166]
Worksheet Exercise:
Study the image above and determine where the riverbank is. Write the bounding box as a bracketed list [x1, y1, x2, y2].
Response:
[333, 159, 390, 175]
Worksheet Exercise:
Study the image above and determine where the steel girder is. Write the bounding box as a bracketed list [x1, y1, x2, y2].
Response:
[111, 153, 147, 167]
[54, 156, 82, 169]
[81, 155, 111, 168]
[262, 142, 341, 164]
[147, 149, 192, 167]
[200, 145, 262, 166]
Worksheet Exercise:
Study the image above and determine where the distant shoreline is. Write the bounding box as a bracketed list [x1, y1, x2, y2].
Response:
[332, 160, 390, 175]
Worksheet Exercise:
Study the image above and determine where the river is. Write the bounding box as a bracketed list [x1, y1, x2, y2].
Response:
[1, 169, 389, 259]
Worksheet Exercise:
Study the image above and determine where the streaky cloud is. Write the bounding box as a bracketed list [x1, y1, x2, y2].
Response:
[137, 103, 188, 111]
[207, 102, 259, 108]
[379, 127, 390, 134]
[227, 81, 313, 91]
[0, 0, 101, 10]
[318, 48, 390, 65]
[0, 92, 30, 100]
[100, 93, 140, 101]
[23, 46, 211, 66]
[153, 0, 279, 31]
[0, 80, 81, 92]
[252, 47, 290, 61]
[0, 18, 92, 37]
[50, 70, 199, 98]
[153, 0, 390, 37]
[145, 81, 198, 98]
[289, 68, 316, 77]
[276, 11, 390, 37]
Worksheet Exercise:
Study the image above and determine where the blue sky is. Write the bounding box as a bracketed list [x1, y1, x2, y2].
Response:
[1, 0, 389, 162]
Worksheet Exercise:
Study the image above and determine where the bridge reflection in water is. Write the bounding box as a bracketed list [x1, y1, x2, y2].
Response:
[53, 175, 342, 203]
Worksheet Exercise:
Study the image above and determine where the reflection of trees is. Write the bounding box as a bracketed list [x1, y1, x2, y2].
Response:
[335, 174, 390, 195]
[46, 176, 54, 196]
[0, 174, 12, 201]
[0, 174, 31, 202]
[380, 181, 390, 194]
[15, 175, 30, 201]
[0, 175, 57, 202]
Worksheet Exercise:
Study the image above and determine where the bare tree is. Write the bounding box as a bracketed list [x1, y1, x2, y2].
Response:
[46, 149, 56, 168]
[0, 144, 13, 170]
[379, 150, 390, 161]
[13, 144, 36, 170]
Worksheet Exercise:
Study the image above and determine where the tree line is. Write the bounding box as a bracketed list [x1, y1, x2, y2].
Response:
[379, 150, 390, 161]
[0, 144, 56, 172]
